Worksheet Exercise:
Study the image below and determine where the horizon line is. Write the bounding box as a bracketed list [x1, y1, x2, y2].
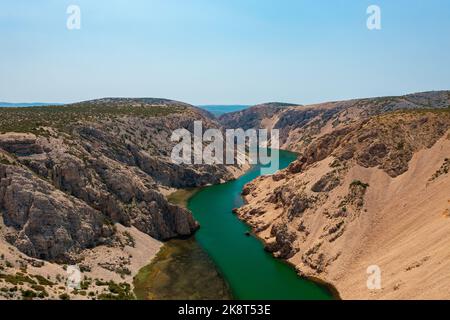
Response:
[1, 88, 449, 108]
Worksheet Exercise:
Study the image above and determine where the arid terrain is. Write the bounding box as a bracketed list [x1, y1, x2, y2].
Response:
[1, 91, 450, 300]
[231, 91, 450, 299]
[0, 99, 244, 299]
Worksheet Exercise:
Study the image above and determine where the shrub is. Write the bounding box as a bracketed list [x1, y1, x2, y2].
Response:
[350, 180, 370, 189]
[34, 274, 54, 286]
[21, 289, 37, 299]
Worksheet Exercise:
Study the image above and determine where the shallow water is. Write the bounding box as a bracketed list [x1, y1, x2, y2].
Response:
[133, 238, 232, 300]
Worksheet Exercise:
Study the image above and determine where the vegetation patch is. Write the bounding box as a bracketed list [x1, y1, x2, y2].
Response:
[429, 158, 450, 181]
[122, 231, 136, 248]
[34, 274, 54, 286]
[59, 293, 70, 300]
[350, 180, 370, 189]
[96, 280, 135, 300]
[0, 155, 15, 165]
[311, 171, 341, 193]
[0, 102, 185, 135]
[167, 188, 200, 208]
[0, 273, 37, 286]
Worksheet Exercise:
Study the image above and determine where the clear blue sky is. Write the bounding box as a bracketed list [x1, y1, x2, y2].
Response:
[1, 0, 450, 105]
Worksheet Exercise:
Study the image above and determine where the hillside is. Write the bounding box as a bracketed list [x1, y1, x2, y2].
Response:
[234, 92, 450, 299]
[219, 91, 450, 152]
[0, 98, 243, 299]
[1, 91, 450, 300]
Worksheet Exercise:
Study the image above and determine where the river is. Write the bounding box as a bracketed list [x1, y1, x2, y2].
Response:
[134, 150, 333, 300]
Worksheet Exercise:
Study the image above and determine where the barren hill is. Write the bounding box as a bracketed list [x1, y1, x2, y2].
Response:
[220, 91, 450, 151]
[235, 91, 450, 299]
[0, 98, 243, 299]
[218, 102, 300, 130]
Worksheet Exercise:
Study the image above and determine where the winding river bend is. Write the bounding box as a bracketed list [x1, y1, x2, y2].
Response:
[134, 150, 332, 300]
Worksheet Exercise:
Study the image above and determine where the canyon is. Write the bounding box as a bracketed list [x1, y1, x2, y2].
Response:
[229, 91, 450, 299]
[1, 91, 450, 299]
[0, 99, 245, 299]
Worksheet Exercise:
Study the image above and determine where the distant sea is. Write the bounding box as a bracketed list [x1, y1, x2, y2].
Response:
[197, 105, 250, 116]
[0, 102, 61, 107]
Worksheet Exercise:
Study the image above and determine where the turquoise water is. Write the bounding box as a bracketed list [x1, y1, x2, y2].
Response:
[188, 150, 333, 299]
[197, 105, 250, 116]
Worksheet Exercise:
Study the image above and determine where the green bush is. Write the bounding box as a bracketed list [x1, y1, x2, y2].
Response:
[59, 293, 71, 300]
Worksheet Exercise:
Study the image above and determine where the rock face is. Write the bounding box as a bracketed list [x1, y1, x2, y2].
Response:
[0, 164, 111, 262]
[219, 90, 450, 152]
[219, 102, 299, 130]
[2, 91, 450, 299]
[0, 133, 44, 156]
[296, 112, 450, 177]
[234, 91, 450, 299]
[0, 99, 239, 262]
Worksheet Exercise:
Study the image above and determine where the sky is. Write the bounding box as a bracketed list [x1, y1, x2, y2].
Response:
[1, 0, 450, 105]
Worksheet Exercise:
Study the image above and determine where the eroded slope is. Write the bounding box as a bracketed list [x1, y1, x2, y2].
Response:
[238, 109, 450, 299]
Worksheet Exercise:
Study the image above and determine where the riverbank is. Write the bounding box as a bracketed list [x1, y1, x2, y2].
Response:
[235, 213, 341, 299]
[167, 188, 200, 208]
[237, 180, 342, 300]
[133, 188, 233, 300]
[134, 150, 335, 300]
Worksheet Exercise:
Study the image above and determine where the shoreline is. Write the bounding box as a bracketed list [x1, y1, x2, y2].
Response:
[236, 149, 342, 300]
[135, 151, 340, 300]
[167, 188, 201, 209]
[133, 185, 232, 300]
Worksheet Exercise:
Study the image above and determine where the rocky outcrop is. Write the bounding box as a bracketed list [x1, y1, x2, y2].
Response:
[0, 164, 111, 262]
[264, 223, 298, 259]
[0, 98, 239, 263]
[219, 102, 299, 130]
[0, 133, 43, 156]
[235, 102, 450, 299]
[300, 112, 450, 177]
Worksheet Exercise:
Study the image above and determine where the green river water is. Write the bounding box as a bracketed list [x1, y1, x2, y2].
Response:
[134, 150, 333, 300]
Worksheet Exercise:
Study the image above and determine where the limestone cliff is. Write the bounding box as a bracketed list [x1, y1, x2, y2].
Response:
[234, 91, 450, 299]
[220, 91, 450, 152]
